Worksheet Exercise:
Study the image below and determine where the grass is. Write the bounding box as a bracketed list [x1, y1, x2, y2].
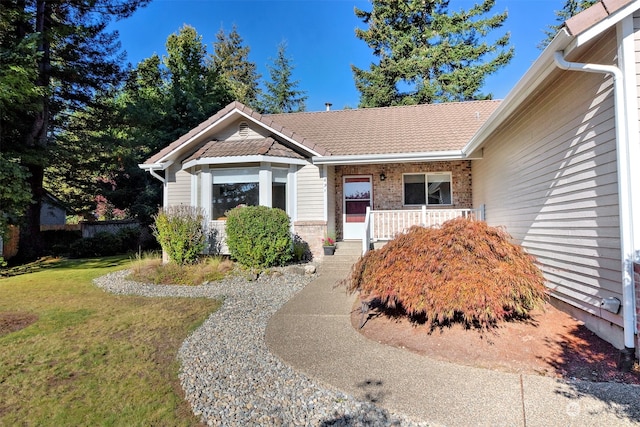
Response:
[129, 252, 235, 285]
[0, 256, 221, 426]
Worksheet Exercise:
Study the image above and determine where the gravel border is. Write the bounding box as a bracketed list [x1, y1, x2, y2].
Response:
[94, 267, 428, 426]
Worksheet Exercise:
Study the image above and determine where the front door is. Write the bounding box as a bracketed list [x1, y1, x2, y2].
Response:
[343, 176, 372, 240]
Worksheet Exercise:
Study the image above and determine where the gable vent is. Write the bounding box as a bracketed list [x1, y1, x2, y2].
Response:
[238, 122, 249, 138]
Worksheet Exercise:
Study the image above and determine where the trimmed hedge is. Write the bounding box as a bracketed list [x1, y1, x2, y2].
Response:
[225, 206, 293, 269]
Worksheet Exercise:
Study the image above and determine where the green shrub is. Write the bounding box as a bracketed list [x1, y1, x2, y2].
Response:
[292, 233, 312, 262]
[68, 228, 142, 258]
[42, 230, 82, 255]
[345, 217, 548, 330]
[152, 206, 205, 265]
[225, 206, 293, 269]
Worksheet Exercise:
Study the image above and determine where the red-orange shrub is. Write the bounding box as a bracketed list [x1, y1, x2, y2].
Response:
[345, 218, 547, 329]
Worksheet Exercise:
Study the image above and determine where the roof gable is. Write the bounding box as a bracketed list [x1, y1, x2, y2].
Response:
[143, 100, 501, 166]
[143, 101, 328, 166]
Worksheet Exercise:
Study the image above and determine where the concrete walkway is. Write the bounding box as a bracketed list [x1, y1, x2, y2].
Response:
[266, 241, 640, 426]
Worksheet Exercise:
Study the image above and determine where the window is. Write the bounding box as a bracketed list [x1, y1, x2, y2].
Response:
[403, 173, 452, 206]
[212, 183, 259, 219]
[210, 167, 288, 219]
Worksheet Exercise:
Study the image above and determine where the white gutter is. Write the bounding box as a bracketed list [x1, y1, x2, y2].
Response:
[554, 50, 636, 357]
[138, 160, 174, 183]
[463, 30, 573, 156]
[313, 150, 465, 165]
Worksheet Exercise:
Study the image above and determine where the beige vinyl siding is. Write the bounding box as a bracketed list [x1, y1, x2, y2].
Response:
[213, 118, 269, 141]
[326, 166, 336, 232]
[296, 164, 325, 221]
[166, 163, 192, 206]
[472, 34, 622, 325]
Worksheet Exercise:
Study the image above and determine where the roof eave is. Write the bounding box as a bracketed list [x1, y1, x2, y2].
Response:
[182, 155, 310, 170]
[464, 0, 640, 156]
[463, 30, 574, 156]
[138, 160, 174, 170]
[312, 150, 465, 166]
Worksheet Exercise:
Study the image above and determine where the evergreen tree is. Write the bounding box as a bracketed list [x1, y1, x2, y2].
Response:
[260, 41, 307, 114]
[213, 25, 261, 108]
[46, 26, 232, 224]
[539, 0, 599, 48]
[0, 0, 150, 260]
[352, 0, 513, 107]
[165, 25, 230, 137]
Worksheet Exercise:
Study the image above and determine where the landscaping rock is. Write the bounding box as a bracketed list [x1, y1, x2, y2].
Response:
[93, 267, 426, 426]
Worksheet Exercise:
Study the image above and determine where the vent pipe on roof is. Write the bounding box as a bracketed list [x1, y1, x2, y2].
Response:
[325, 102, 332, 111]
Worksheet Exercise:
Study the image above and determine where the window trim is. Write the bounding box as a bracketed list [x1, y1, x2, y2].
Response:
[402, 172, 453, 207]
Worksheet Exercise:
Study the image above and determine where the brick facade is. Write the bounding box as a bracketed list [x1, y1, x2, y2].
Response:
[294, 220, 329, 261]
[334, 161, 473, 239]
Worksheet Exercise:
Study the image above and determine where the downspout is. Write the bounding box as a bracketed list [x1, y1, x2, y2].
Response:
[554, 51, 636, 368]
[148, 168, 165, 184]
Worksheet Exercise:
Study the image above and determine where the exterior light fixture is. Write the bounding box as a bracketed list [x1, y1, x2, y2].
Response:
[380, 173, 386, 181]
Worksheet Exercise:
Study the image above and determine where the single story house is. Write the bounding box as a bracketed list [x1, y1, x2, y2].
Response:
[141, 0, 640, 362]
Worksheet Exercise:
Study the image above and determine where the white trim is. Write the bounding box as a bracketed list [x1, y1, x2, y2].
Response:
[190, 170, 199, 207]
[342, 174, 373, 240]
[322, 165, 328, 222]
[619, 15, 640, 336]
[312, 150, 465, 165]
[402, 172, 453, 207]
[288, 165, 297, 221]
[182, 155, 309, 170]
[153, 107, 322, 165]
[259, 162, 272, 207]
[201, 166, 212, 222]
[568, 1, 640, 50]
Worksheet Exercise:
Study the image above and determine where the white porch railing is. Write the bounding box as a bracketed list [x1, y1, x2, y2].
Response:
[363, 205, 485, 255]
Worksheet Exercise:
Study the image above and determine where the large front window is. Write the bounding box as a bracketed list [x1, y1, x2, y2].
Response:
[212, 182, 259, 219]
[403, 172, 452, 206]
[210, 167, 288, 219]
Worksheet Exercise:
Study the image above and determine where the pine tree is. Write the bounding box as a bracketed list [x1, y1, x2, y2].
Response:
[0, 0, 150, 260]
[352, 0, 513, 107]
[213, 25, 261, 108]
[260, 41, 307, 114]
[539, 0, 599, 48]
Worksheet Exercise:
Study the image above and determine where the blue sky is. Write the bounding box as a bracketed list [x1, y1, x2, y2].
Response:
[109, 0, 566, 112]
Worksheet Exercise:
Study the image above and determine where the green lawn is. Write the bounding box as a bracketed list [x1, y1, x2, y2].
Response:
[0, 256, 220, 426]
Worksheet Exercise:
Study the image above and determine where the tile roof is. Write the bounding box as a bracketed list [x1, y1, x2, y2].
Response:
[267, 100, 501, 156]
[565, 0, 633, 35]
[144, 100, 501, 164]
[184, 137, 305, 162]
